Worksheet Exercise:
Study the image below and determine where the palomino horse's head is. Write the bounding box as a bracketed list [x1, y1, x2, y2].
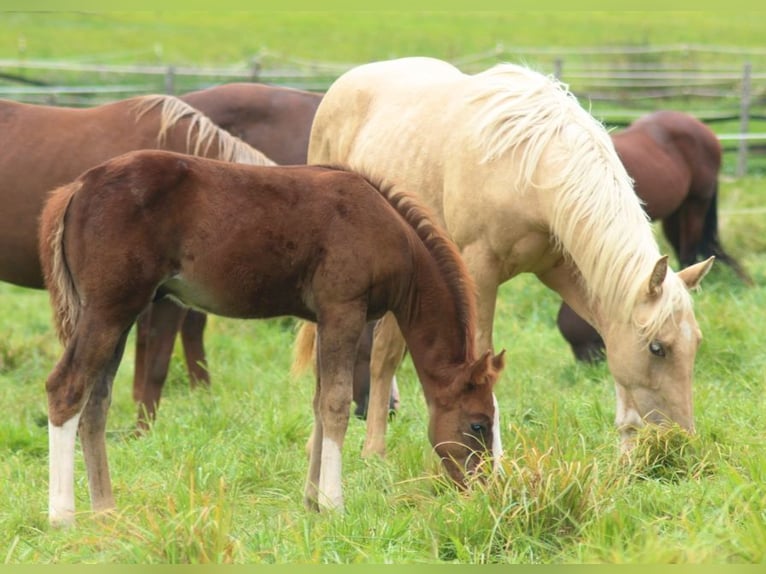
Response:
[601, 255, 714, 451]
[427, 350, 505, 485]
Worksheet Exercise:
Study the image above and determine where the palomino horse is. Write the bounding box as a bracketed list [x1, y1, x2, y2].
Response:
[0, 93, 273, 429]
[132, 83, 324, 427]
[557, 110, 751, 362]
[298, 57, 714, 459]
[39, 151, 504, 526]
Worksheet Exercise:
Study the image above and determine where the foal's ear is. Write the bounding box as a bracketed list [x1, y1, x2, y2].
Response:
[678, 256, 715, 291]
[491, 349, 506, 373]
[646, 255, 669, 298]
[470, 349, 505, 386]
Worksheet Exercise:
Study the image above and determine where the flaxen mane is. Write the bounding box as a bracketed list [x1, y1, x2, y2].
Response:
[467, 63, 692, 340]
[132, 95, 275, 166]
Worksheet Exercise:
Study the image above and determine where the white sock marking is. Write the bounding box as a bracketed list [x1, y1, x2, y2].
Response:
[319, 437, 344, 510]
[491, 393, 503, 467]
[49, 413, 81, 526]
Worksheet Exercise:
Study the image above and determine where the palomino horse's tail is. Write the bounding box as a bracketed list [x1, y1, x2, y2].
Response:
[290, 321, 317, 378]
[699, 182, 753, 285]
[38, 181, 81, 344]
[132, 94, 277, 167]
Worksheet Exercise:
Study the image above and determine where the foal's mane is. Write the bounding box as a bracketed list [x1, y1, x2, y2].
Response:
[467, 63, 692, 338]
[131, 95, 275, 167]
[362, 173, 478, 359]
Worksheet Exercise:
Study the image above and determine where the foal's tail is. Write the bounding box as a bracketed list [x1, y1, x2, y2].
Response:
[38, 181, 82, 344]
[291, 321, 318, 378]
[699, 183, 753, 285]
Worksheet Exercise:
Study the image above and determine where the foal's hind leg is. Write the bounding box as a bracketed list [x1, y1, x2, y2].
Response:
[47, 316, 132, 526]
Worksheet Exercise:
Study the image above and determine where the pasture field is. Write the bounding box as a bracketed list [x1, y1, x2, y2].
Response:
[0, 175, 764, 564]
[0, 10, 765, 565]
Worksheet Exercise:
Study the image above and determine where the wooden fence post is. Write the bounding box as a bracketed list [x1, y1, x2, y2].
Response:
[554, 57, 563, 80]
[165, 65, 176, 95]
[736, 61, 752, 178]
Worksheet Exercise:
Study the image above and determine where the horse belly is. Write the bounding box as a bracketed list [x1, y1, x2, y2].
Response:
[162, 268, 312, 321]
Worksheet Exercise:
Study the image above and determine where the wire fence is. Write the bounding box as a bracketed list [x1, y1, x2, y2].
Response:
[1, 44, 765, 175]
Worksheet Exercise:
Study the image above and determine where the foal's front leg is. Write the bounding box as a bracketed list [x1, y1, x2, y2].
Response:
[304, 309, 365, 512]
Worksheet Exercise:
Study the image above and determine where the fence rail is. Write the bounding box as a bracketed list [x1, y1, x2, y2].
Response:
[1, 44, 765, 175]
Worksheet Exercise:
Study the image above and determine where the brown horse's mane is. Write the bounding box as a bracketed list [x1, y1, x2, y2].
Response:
[131, 95, 275, 167]
[324, 166, 478, 359]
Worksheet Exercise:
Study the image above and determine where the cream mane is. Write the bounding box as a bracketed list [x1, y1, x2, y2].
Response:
[467, 63, 692, 339]
[132, 95, 275, 167]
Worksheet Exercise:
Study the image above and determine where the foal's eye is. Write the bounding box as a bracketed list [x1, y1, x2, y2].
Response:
[649, 340, 666, 357]
[470, 423, 487, 435]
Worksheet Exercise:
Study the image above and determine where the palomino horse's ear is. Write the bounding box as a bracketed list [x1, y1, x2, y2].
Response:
[470, 350, 503, 386]
[677, 256, 715, 291]
[646, 255, 669, 298]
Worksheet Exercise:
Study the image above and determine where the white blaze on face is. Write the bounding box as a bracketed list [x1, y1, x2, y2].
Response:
[318, 437, 344, 511]
[491, 393, 503, 466]
[49, 412, 82, 526]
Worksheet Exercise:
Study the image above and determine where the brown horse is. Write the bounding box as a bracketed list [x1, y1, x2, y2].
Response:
[557, 110, 751, 362]
[133, 83, 324, 428]
[298, 57, 713, 460]
[39, 150, 504, 526]
[0, 85, 321, 430]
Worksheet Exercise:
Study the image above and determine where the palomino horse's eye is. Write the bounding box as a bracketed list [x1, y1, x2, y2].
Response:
[649, 340, 666, 357]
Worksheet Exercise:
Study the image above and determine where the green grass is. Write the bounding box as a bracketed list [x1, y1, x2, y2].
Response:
[1, 175, 764, 563]
[0, 10, 765, 565]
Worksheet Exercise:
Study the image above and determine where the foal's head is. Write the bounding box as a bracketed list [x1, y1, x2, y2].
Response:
[427, 350, 505, 485]
[602, 256, 714, 451]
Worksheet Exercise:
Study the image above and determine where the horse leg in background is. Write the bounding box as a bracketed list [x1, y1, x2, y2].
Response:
[556, 302, 605, 363]
[132, 298, 187, 432]
[180, 309, 211, 388]
[352, 320, 400, 419]
[48, 318, 131, 526]
[304, 305, 366, 512]
[696, 184, 754, 285]
[362, 312, 406, 459]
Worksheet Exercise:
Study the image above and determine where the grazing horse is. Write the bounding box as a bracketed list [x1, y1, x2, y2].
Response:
[558, 110, 751, 362]
[131, 83, 325, 428]
[39, 151, 504, 526]
[0, 94, 273, 429]
[297, 57, 714, 459]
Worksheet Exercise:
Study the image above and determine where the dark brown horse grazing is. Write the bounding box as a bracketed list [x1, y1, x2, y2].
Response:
[132, 83, 324, 428]
[558, 110, 750, 362]
[39, 150, 505, 526]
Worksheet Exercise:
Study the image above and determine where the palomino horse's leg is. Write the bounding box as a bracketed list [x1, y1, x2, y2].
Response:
[48, 318, 130, 526]
[304, 306, 366, 512]
[362, 312, 406, 459]
[180, 309, 210, 389]
[460, 243, 501, 353]
[133, 298, 187, 431]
